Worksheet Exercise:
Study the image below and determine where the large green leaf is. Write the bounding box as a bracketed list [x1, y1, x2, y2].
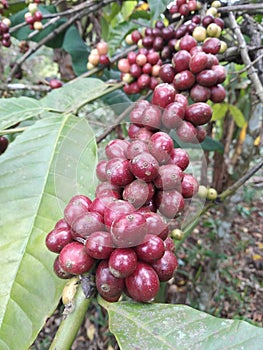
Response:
[62, 25, 90, 76]
[228, 104, 246, 128]
[0, 114, 97, 350]
[148, 0, 170, 20]
[41, 78, 107, 113]
[99, 299, 263, 350]
[108, 21, 140, 55]
[0, 97, 45, 130]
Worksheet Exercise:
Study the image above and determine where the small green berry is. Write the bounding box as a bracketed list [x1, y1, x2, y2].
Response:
[171, 229, 184, 240]
[207, 188, 218, 200]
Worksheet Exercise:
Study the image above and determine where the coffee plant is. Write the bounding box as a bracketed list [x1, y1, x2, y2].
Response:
[0, 0, 263, 349]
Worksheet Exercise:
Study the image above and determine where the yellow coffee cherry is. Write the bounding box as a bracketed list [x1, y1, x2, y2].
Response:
[197, 185, 208, 199]
[62, 277, 79, 305]
[125, 34, 133, 45]
[219, 40, 227, 53]
[192, 26, 207, 42]
[211, 1, 222, 8]
[33, 21, 43, 31]
[207, 188, 218, 200]
[171, 229, 184, 240]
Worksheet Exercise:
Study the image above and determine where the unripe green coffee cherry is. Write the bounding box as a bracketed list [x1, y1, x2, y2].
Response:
[207, 188, 218, 200]
[171, 229, 184, 240]
[197, 185, 208, 199]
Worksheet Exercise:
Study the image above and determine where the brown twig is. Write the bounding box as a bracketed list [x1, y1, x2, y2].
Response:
[7, 0, 117, 82]
[218, 3, 263, 13]
[228, 11, 263, 103]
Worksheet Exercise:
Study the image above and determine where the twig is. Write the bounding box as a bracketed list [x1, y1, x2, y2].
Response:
[0, 83, 50, 92]
[232, 53, 263, 75]
[96, 91, 152, 144]
[28, 16, 61, 40]
[7, 0, 117, 82]
[0, 127, 28, 135]
[228, 11, 263, 103]
[218, 3, 263, 13]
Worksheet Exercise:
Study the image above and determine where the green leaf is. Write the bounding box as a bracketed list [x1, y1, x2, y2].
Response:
[99, 300, 263, 350]
[148, 0, 170, 20]
[121, 1, 137, 19]
[41, 78, 107, 114]
[108, 21, 140, 54]
[211, 103, 228, 121]
[0, 97, 44, 130]
[0, 114, 97, 350]
[62, 25, 90, 76]
[228, 104, 246, 128]
[200, 136, 224, 153]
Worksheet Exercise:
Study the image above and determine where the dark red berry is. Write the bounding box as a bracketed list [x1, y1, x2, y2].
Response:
[49, 79, 63, 89]
[129, 152, 159, 182]
[168, 148, 190, 170]
[89, 196, 117, 216]
[105, 139, 129, 159]
[104, 200, 135, 228]
[159, 64, 176, 84]
[95, 181, 122, 198]
[189, 52, 209, 74]
[125, 262, 160, 302]
[96, 260, 124, 302]
[141, 105, 162, 130]
[152, 250, 178, 282]
[152, 83, 176, 109]
[122, 180, 155, 208]
[111, 212, 147, 248]
[64, 195, 92, 226]
[196, 69, 218, 87]
[85, 231, 114, 259]
[176, 121, 198, 143]
[179, 34, 197, 52]
[0, 136, 8, 154]
[96, 159, 108, 181]
[164, 236, 175, 252]
[46, 227, 73, 253]
[154, 164, 183, 190]
[202, 38, 221, 55]
[161, 102, 185, 129]
[59, 242, 94, 275]
[155, 190, 184, 218]
[149, 132, 174, 165]
[185, 102, 213, 126]
[131, 30, 142, 43]
[173, 70, 195, 91]
[143, 212, 169, 240]
[181, 173, 199, 198]
[71, 211, 104, 239]
[125, 139, 149, 159]
[190, 84, 211, 102]
[109, 248, 137, 278]
[135, 234, 165, 262]
[210, 84, 226, 103]
[106, 158, 134, 186]
[53, 256, 74, 279]
[172, 50, 191, 73]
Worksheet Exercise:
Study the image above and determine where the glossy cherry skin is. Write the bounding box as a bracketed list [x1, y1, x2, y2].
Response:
[135, 234, 165, 262]
[152, 250, 178, 282]
[109, 248, 137, 278]
[85, 231, 114, 259]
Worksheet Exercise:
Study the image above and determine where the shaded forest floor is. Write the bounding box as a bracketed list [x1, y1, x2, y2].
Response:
[32, 182, 263, 350]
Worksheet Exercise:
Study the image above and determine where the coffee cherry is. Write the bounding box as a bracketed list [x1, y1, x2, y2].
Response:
[162, 102, 185, 129]
[202, 38, 221, 54]
[131, 30, 142, 43]
[118, 58, 130, 73]
[96, 159, 108, 182]
[96, 260, 124, 302]
[64, 194, 92, 226]
[211, 64, 227, 84]
[71, 211, 104, 239]
[149, 132, 174, 165]
[85, 231, 114, 259]
[105, 139, 129, 159]
[159, 64, 176, 84]
[96, 41, 108, 55]
[207, 23, 222, 38]
[174, 93, 188, 109]
[122, 179, 155, 208]
[89, 196, 118, 216]
[135, 127, 154, 142]
[135, 234, 165, 262]
[210, 84, 226, 103]
[59, 242, 94, 275]
[154, 164, 183, 190]
[125, 34, 133, 45]
[190, 84, 211, 102]
[55, 218, 70, 230]
[181, 173, 199, 198]
[46, 227, 73, 253]
[99, 54, 110, 66]
[0, 136, 8, 154]
[196, 126, 207, 143]
[189, 52, 209, 74]
[53, 256, 74, 279]
[125, 262, 160, 302]
[152, 83, 176, 109]
[129, 152, 159, 182]
[207, 188, 218, 200]
[172, 50, 191, 72]
[33, 21, 43, 31]
[179, 34, 197, 52]
[155, 190, 184, 218]
[185, 102, 213, 126]
[152, 250, 178, 282]
[197, 185, 208, 198]
[143, 212, 169, 240]
[136, 53, 147, 66]
[196, 69, 218, 87]
[33, 10, 43, 22]
[219, 40, 227, 54]
[103, 200, 135, 228]
[173, 70, 195, 91]
[49, 79, 63, 89]
[89, 53, 100, 66]
[109, 248, 137, 278]
[176, 121, 198, 143]
[125, 139, 149, 159]
[171, 228, 184, 240]
[106, 158, 134, 186]
[111, 212, 147, 248]
[95, 181, 122, 198]
[168, 148, 190, 170]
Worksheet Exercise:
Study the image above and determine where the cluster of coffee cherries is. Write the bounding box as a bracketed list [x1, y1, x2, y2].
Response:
[24, 2, 43, 31]
[0, 136, 8, 155]
[87, 41, 110, 70]
[169, 0, 200, 17]
[0, 17, 11, 47]
[46, 98, 201, 303]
